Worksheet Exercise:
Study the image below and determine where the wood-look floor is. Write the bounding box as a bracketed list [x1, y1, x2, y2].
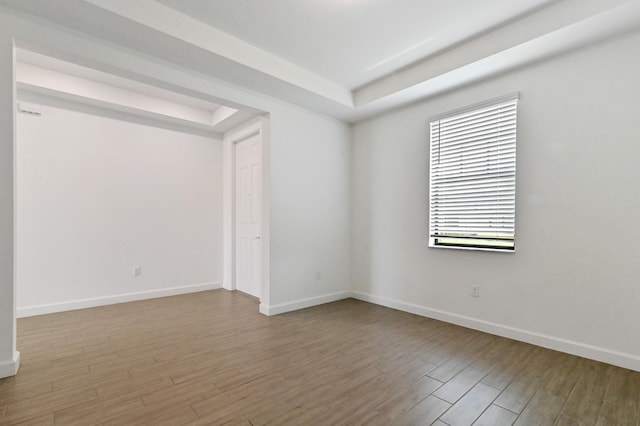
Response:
[1, 290, 639, 425]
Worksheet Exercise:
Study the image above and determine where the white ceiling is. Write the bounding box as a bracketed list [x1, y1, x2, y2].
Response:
[2, 0, 640, 122]
[154, 0, 556, 89]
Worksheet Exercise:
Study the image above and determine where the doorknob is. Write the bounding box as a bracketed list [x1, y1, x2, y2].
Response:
[253, 236, 261, 239]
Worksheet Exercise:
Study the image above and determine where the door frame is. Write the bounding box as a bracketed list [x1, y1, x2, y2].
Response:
[222, 117, 270, 312]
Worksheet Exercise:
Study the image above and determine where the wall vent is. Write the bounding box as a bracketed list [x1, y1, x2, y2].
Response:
[17, 102, 42, 117]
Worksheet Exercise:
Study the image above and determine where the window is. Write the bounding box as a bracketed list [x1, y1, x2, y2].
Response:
[429, 94, 518, 251]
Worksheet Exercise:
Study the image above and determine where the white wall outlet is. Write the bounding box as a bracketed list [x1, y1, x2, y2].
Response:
[133, 266, 142, 277]
[471, 285, 480, 297]
[316, 271, 322, 280]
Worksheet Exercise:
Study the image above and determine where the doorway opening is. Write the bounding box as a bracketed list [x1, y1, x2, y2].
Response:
[223, 118, 270, 308]
[6, 48, 272, 379]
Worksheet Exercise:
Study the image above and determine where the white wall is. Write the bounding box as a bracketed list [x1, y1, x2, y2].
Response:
[268, 108, 351, 311]
[352, 29, 640, 370]
[16, 103, 222, 316]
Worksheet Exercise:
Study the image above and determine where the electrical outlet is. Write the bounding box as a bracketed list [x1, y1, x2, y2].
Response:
[471, 285, 480, 297]
[316, 271, 322, 280]
[133, 266, 141, 277]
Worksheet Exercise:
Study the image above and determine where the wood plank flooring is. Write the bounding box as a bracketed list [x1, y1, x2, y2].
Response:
[1, 290, 639, 425]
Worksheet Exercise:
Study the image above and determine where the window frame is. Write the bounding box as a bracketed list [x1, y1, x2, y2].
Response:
[428, 93, 519, 252]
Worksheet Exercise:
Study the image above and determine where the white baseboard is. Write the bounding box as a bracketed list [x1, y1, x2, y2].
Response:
[17, 282, 222, 318]
[259, 291, 351, 316]
[0, 351, 20, 378]
[351, 291, 640, 372]
[259, 303, 270, 316]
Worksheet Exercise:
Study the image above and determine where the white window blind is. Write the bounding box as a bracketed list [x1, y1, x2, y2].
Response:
[429, 96, 518, 251]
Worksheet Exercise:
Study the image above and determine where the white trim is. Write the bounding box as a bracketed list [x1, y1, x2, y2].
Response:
[428, 244, 516, 253]
[16, 282, 222, 318]
[259, 117, 271, 310]
[9, 39, 19, 379]
[259, 291, 351, 316]
[0, 351, 20, 379]
[351, 291, 640, 372]
[259, 303, 270, 316]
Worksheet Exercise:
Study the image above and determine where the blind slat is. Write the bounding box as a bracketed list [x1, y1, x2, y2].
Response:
[435, 136, 516, 155]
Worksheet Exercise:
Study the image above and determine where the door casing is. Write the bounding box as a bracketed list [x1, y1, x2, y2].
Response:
[223, 117, 270, 311]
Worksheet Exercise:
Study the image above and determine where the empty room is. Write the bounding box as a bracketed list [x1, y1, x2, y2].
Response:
[1, 0, 639, 425]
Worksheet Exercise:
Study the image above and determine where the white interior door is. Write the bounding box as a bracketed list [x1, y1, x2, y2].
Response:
[235, 134, 262, 298]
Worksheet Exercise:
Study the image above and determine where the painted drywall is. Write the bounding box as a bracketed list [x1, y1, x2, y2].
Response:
[0, 33, 19, 378]
[0, 7, 352, 373]
[15, 104, 222, 315]
[268, 108, 351, 308]
[352, 29, 640, 369]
